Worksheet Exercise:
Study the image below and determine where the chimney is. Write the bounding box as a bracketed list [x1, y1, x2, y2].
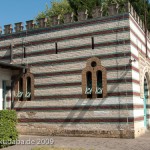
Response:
[4, 24, 13, 34]
[15, 22, 23, 32]
[26, 20, 35, 30]
[37, 18, 47, 28]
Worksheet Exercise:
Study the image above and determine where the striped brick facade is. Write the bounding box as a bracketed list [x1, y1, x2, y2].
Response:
[0, 11, 150, 138]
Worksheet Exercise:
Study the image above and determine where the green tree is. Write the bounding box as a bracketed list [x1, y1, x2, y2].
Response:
[36, 0, 72, 25]
[67, 0, 102, 18]
[129, 0, 150, 31]
[36, 0, 150, 30]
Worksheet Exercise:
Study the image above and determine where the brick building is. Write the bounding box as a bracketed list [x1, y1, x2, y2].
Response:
[0, 2, 150, 138]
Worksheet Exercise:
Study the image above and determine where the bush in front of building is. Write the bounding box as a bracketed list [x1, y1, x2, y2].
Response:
[0, 110, 18, 148]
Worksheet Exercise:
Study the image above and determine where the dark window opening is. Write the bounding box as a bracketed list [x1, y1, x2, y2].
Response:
[23, 46, 26, 58]
[91, 61, 97, 67]
[91, 37, 94, 49]
[86, 71, 92, 98]
[26, 77, 31, 101]
[55, 42, 58, 54]
[10, 44, 13, 62]
[96, 71, 103, 98]
[19, 78, 23, 101]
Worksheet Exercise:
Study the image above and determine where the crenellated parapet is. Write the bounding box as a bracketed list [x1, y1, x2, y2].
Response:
[0, 2, 150, 38]
[26, 20, 35, 30]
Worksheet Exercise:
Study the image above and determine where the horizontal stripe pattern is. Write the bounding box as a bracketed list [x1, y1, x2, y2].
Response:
[34, 92, 140, 100]
[35, 78, 139, 89]
[15, 104, 143, 112]
[18, 116, 143, 124]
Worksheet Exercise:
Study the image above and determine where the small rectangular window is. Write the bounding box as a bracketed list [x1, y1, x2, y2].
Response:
[10, 44, 13, 62]
[23, 46, 26, 58]
[55, 42, 58, 54]
[91, 37, 94, 49]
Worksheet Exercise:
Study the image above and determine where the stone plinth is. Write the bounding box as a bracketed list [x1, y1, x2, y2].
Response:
[15, 22, 23, 32]
[26, 20, 35, 30]
[4, 24, 13, 34]
[37, 18, 47, 28]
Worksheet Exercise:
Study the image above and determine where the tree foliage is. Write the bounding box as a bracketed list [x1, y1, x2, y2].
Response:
[36, 0, 150, 30]
[36, 0, 72, 25]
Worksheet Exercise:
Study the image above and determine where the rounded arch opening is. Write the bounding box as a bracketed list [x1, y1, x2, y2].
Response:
[86, 71, 92, 98]
[26, 76, 31, 101]
[143, 73, 150, 128]
[19, 78, 23, 101]
[96, 70, 102, 98]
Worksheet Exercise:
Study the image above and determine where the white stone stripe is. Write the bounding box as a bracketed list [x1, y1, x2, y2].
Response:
[132, 84, 140, 93]
[130, 16, 150, 45]
[130, 32, 146, 53]
[131, 45, 139, 57]
[134, 121, 144, 129]
[14, 97, 134, 107]
[17, 110, 134, 119]
[133, 109, 144, 118]
[35, 83, 132, 96]
[130, 19, 145, 44]
[34, 71, 132, 85]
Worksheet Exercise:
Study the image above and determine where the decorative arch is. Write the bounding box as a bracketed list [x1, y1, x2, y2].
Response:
[82, 57, 107, 99]
[140, 66, 150, 99]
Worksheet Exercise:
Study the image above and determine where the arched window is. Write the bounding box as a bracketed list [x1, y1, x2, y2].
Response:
[96, 71, 103, 98]
[14, 68, 34, 101]
[82, 57, 107, 99]
[86, 71, 92, 98]
[26, 77, 31, 101]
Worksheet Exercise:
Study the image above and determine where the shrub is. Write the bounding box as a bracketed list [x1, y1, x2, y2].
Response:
[0, 110, 18, 148]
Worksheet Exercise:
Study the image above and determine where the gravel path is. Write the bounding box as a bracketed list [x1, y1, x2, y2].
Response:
[2, 131, 150, 150]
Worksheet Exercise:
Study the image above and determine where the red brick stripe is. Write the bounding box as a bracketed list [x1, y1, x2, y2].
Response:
[18, 116, 145, 123]
[18, 117, 134, 123]
[15, 104, 143, 112]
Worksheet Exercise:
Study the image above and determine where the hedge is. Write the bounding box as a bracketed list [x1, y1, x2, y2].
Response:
[0, 110, 18, 148]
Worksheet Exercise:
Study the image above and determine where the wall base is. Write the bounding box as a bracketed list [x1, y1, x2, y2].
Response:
[17, 124, 136, 139]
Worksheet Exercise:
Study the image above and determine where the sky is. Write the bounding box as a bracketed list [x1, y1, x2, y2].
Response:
[0, 0, 52, 30]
